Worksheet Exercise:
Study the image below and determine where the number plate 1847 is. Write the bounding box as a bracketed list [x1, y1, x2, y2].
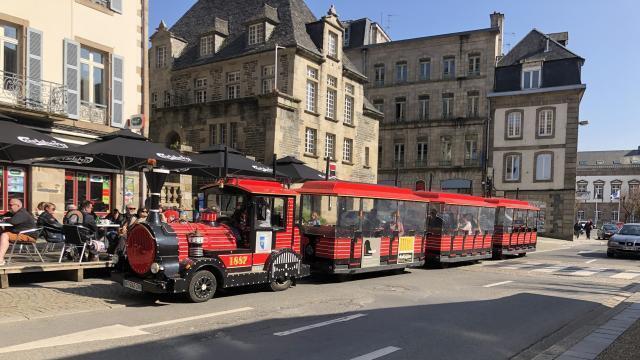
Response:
[123, 279, 142, 292]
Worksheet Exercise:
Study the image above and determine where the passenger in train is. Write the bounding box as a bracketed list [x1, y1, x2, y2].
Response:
[428, 208, 444, 235]
[457, 214, 473, 235]
[389, 210, 405, 236]
[308, 212, 321, 226]
[256, 197, 272, 228]
[363, 208, 381, 232]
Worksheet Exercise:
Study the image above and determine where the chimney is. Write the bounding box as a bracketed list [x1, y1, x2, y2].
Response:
[143, 167, 169, 225]
[490, 12, 505, 56]
[548, 32, 569, 46]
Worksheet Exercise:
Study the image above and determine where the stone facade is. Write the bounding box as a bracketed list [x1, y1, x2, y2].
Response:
[149, 1, 380, 185]
[344, 13, 504, 194]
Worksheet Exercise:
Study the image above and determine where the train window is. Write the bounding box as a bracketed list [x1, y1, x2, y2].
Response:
[300, 194, 337, 227]
[513, 209, 526, 229]
[438, 204, 460, 236]
[254, 196, 286, 230]
[458, 206, 480, 235]
[401, 201, 427, 234]
[526, 210, 537, 230]
[205, 192, 246, 218]
[337, 197, 361, 236]
[502, 208, 514, 232]
[427, 203, 445, 236]
[370, 199, 398, 236]
[479, 207, 496, 234]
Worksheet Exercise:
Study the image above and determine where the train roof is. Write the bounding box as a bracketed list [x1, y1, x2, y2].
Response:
[201, 178, 297, 196]
[485, 198, 539, 210]
[297, 181, 424, 202]
[414, 191, 496, 207]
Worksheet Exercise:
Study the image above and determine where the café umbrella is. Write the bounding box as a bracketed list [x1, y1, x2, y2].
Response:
[275, 156, 328, 182]
[0, 115, 78, 161]
[187, 145, 286, 178]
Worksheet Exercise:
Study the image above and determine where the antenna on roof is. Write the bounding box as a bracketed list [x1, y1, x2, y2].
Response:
[386, 14, 397, 32]
[504, 32, 516, 53]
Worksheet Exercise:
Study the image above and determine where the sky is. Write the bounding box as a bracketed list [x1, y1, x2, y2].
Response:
[149, 0, 640, 152]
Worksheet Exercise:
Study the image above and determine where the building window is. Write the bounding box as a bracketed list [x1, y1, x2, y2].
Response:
[344, 84, 354, 125]
[248, 23, 265, 45]
[611, 182, 622, 198]
[506, 111, 523, 139]
[151, 92, 158, 108]
[325, 133, 335, 160]
[464, 136, 478, 165]
[594, 183, 604, 199]
[305, 128, 317, 155]
[418, 95, 429, 121]
[65, 171, 111, 214]
[505, 154, 521, 182]
[612, 211, 619, 222]
[261, 65, 275, 94]
[630, 182, 640, 194]
[442, 93, 454, 119]
[535, 153, 553, 181]
[468, 54, 480, 76]
[364, 147, 370, 167]
[378, 145, 383, 168]
[440, 136, 452, 165]
[326, 89, 337, 119]
[343, 138, 353, 163]
[577, 210, 585, 221]
[200, 35, 214, 56]
[467, 91, 479, 117]
[227, 71, 240, 99]
[80, 46, 106, 109]
[344, 26, 351, 47]
[227, 71, 240, 83]
[396, 61, 408, 83]
[156, 45, 166, 68]
[395, 97, 406, 121]
[328, 31, 338, 57]
[374, 64, 385, 86]
[195, 89, 207, 103]
[218, 123, 227, 145]
[443, 56, 455, 79]
[394, 143, 405, 168]
[522, 67, 541, 89]
[307, 66, 318, 79]
[419, 59, 431, 81]
[0, 24, 18, 87]
[306, 80, 317, 112]
[208, 124, 218, 146]
[538, 108, 554, 137]
[373, 99, 384, 113]
[163, 91, 171, 107]
[0, 166, 26, 211]
[577, 181, 588, 193]
[229, 122, 238, 148]
[416, 142, 427, 167]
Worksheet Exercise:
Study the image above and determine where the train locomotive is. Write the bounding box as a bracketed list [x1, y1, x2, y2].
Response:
[112, 167, 309, 302]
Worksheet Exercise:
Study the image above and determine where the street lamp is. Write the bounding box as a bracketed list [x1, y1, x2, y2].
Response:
[579, 120, 589, 126]
[273, 44, 286, 92]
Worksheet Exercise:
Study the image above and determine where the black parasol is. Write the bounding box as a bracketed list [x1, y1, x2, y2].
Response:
[275, 156, 328, 182]
[0, 114, 78, 161]
[186, 145, 285, 178]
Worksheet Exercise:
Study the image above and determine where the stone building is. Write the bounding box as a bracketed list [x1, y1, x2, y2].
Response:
[344, 13, 505, 194]
[488, 30, 586, 240]
[575, 149, 640, 224]
[149, 1, 381, 186]
[0, 0, 148, 217]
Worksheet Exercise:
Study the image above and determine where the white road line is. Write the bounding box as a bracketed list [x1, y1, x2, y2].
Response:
[135, 307, 253, 330]
[350, 346, 402, 360]
[483, 280, 513, 288]
[567, 270, 599, 277]
[611, 272, 640, 280]
[531, 265, 568, 273]
[274, 313, 366, 336]
[0, 307, 253, 354]
[502, 262, 543, 270]
[585, 259, 597, 264]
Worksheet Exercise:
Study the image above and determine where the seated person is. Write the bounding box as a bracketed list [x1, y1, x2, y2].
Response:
[389, 211, 405, 236]
[308, 212, 321, 226]
[0, 199, 37, 266]
[427, 209, 444, 236]
[457, 214, 473, 235]
[64, 204, 83, 225]
[79, 201, 104, 260]
[37, 202, 64, 242]
[363, 208, 381, 233]
[104, 209, 121, 224]
[256, 198, 271, 228]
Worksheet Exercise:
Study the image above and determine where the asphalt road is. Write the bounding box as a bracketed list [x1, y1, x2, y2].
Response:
[1, 239, 639, 360]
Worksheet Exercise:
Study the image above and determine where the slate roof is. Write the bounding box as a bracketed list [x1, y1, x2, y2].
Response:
[498, 29, 584, 67]
[166, 0, 363, 78]
[577, 150, 640, 166]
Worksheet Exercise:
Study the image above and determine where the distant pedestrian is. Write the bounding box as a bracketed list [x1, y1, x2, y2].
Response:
[573, 221, 581, 239]
[585, 219, 594, 239]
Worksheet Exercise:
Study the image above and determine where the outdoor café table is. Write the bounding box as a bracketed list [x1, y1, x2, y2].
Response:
[0, 222, 13, 230]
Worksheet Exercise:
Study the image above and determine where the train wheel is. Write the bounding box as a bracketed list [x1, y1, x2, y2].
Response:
[269, 278, 292, 292]
[188, 270, 217, 303]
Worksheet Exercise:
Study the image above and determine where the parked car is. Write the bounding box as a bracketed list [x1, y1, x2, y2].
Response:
[607, 223, 640, 258]
[597, 224, 619, 240]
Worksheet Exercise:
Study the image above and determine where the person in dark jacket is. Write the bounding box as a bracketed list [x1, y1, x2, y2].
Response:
[0, 199, 37, 266]
[573, 221, 582, 239]
[80, 200, 98, 234]
[585, 219, 594, 239]
[37, 202, 64, 243]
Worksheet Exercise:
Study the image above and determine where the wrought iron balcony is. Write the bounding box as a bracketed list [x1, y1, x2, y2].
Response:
[415, 159, 428, 168]
[439, 160, 452, 167]
[80, 101, 107, 125]
[393, 160, 405, 169]
[464, 158, 479, 166]
[0, 70, 67, 116]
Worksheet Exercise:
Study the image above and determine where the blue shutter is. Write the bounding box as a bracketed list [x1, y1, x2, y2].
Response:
[109, 0, 123, 14]
[63, 39, 80, 119]
[26, 28, 43, 109]
[111, 54, 124, 128]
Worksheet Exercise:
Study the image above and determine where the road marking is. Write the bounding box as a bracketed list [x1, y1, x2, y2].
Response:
[531, 265, 568, 273]
[350, 346, 401, 360]
[483, 280, 513, 288]
[0, 307, 254, 354]
[567, 270, 598, 277]
[135, 307, 253, 330]
[274, 313, 366, 336]
[611, 272, 640, 280]
[585, 259, 597, 264]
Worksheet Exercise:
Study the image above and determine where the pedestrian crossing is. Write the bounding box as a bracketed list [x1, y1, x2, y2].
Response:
[484, 261, 640, 280]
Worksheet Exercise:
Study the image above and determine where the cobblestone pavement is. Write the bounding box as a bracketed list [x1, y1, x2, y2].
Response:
[0, 279, 141, 323]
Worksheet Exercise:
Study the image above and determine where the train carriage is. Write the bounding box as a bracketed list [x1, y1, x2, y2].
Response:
[415, 192, 497, 264]
[112, 169, 309, 302]
[297, 181, 426, 275]
[486, 198, 540, 258]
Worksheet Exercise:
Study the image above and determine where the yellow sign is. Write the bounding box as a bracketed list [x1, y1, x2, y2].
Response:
[229, 255, 249, 266]
[399, 236, 415, 252]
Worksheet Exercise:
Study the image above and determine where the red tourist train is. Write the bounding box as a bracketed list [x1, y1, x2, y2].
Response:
[113, 170, 539, 302]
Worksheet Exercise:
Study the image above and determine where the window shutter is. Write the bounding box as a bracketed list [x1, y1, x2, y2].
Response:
[26, 28, 43, 108]
[111, 54, 124, 128]
[63, 38, 80, 119]
[109, 0, 123, 13]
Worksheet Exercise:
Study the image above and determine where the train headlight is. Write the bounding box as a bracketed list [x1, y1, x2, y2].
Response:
[150, 262, 162, 274]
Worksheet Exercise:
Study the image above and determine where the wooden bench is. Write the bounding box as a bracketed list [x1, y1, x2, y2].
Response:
[0, 261, 112, 289]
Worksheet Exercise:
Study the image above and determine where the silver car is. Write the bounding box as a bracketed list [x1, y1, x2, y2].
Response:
[607, 223, 640, 258]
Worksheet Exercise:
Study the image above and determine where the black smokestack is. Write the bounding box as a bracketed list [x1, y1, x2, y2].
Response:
[144, 167, 169, 225]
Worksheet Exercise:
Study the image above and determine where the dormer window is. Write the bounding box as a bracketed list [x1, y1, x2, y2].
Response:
[200, 35, 214, 57]
[248, 23, 265, 45]
[328, 31, 338, 57]
[522, 66, 541, 89]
